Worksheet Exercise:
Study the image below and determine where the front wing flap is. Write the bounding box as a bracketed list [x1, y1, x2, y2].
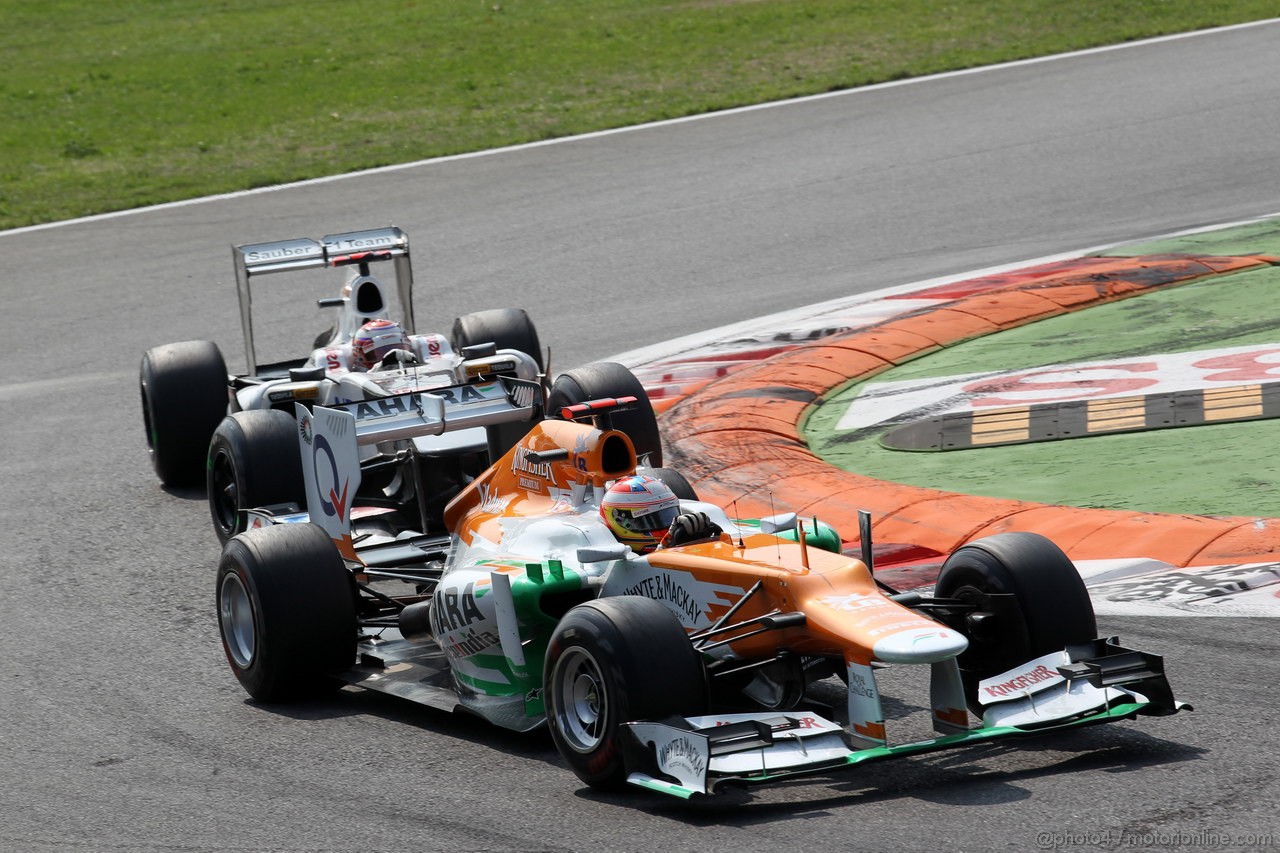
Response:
[621, 637, 1188, 799]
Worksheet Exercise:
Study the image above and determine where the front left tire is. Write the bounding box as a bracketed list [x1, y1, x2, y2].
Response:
[545, 597, 706, 789]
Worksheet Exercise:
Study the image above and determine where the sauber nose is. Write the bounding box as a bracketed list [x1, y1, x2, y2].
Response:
[872, 626, 968, 663]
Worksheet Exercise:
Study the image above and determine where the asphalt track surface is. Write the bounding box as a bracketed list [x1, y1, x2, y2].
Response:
[4, 20, 1280, 853]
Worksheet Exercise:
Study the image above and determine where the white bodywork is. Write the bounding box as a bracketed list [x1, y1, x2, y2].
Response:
[229, 227, 540, 435]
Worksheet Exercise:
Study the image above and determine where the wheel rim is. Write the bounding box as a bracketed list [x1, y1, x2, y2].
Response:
[949, 580, 1025, 674]
[953, 583, 989, 641]
[209, 449, 239, 537]
[219, 572, 256, 669]
[552, 648, 608, 754]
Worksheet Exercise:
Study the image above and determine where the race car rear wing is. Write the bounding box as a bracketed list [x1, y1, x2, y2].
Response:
[295, 376, 541, 557]
[233, 227, 415, 373]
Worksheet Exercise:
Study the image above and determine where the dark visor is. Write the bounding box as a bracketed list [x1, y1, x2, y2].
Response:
[621, 504, 681, 533]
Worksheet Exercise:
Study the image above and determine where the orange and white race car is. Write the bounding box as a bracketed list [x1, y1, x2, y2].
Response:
[215, 364, 1188, 798]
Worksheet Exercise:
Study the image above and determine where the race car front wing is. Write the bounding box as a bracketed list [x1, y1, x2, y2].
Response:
[620, 636, 1190, 799]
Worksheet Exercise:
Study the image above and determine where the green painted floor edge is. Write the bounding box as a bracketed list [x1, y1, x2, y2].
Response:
[803, 218, 1280, 518]
[628, 701, 1153, 799]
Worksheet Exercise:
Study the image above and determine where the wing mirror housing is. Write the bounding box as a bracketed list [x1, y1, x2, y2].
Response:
[760, 512, 798, 534]
[576, 543, 632, 563]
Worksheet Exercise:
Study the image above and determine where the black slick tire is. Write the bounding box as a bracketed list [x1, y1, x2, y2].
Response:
[207, 410, 305, 544]
[548, 362, 663, 467]
[935, 532, 1096, 712]
[637, 466, 698, 501]
[451, 308, 544, 370]
[216, 523, 356, 702]
[139, 340, 228, 486]
[545, 596, 706, 790]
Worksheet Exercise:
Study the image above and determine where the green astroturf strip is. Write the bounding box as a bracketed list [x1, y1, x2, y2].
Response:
[803, 224, 1280, 517]
[1104, 217, 1280, 259]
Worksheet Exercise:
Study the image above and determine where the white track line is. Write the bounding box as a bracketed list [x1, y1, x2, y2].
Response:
[607, 211, 1280, 366]
[4, 18, 1277, 239]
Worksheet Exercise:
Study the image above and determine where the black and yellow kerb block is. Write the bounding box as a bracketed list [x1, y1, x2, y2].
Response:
[883, 382, 1280, 451]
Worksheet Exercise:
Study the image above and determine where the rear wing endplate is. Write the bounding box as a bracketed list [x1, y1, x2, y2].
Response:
[233, 227, 415, 373]
[295, 376, 541, 557]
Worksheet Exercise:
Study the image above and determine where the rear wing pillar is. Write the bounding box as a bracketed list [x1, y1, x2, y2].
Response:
[233, 227, 414, 372]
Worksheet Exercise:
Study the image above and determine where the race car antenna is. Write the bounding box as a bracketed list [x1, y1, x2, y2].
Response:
[731, 500, 746, 549]
[539, 348, 553, 408]
[769, 491, 781, 562]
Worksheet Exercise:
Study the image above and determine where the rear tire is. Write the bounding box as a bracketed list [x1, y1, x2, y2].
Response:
[216, 523, 356, 702]
[637, 466, 698, 501]
[936, 532, 1096, 712]
[452, 308, 543, 370]
[545, 597, 706, 789]
[549, 362, 663, 467]
[140, 341, 228, 486]
[208, 410, 305, 544]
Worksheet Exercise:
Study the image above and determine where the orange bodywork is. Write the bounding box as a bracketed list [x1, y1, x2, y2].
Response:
[444, 418, 635, 533]
[443, 417, 948, 669]
[646, 538, 944, 666]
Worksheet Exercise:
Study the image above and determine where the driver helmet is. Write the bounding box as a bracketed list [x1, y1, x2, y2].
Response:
[599, 475, 680, 553]
[352, 319, 409, 370]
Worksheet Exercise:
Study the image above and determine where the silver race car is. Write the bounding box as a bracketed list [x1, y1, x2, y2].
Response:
[139, 227, 566, 542]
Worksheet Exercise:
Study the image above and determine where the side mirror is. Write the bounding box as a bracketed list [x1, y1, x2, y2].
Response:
[576, 543, 631, 563]
[760, 512, 797, 534]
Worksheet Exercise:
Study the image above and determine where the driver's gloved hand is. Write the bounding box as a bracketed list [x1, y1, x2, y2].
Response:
[666, 511, 722, 547]
[379, 348, 420, 368]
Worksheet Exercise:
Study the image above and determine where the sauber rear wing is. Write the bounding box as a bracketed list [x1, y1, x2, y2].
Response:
[233, 227, 415, 373]
[295, 376, 541, 557]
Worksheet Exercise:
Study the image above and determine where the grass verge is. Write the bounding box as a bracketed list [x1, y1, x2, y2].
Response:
[1, 1, 1275, 229]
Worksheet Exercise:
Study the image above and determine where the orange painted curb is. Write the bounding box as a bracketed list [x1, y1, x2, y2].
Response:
[662, 254, 1280, 567]
[875, 308, 1002, 346]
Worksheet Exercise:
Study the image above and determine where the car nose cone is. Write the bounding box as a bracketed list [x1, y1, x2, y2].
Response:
[873, 626, 969, 663]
